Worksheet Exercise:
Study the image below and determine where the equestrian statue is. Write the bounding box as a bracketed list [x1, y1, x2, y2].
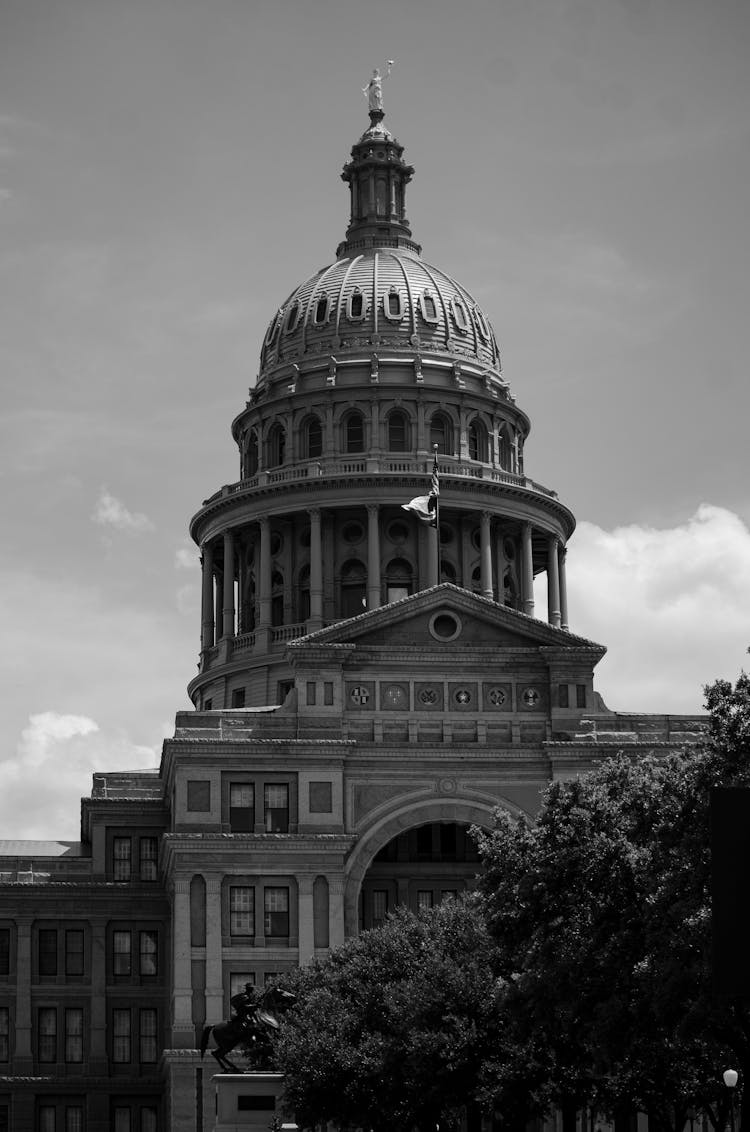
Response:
[200, 982, 297, 1073]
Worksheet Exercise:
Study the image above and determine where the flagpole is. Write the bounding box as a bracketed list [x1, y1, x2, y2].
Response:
[433, 444, 441, 586]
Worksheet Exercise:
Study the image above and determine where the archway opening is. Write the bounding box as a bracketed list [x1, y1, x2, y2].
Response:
[358, 821, 480, 931]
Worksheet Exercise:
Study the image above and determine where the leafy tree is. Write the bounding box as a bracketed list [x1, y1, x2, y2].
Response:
[276, 898, 504, 1132]
[475, 672, 750, 1132]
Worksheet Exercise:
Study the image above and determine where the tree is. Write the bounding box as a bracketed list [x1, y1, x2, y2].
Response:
[475, 672, 750, 1132]
[276, 898, 503, 1132]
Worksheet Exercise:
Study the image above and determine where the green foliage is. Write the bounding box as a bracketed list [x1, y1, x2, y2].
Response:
[475, 672, 750, 1132]
[276, 898, 502, 1132]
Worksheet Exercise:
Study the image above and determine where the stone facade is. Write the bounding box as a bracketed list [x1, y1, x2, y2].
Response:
[0, 103, 705, 1131]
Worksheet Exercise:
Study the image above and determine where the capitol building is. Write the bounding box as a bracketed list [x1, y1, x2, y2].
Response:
[0, 95, 704, 1132]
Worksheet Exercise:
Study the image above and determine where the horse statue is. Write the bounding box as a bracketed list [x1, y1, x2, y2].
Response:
[200, 983, 297, 1073]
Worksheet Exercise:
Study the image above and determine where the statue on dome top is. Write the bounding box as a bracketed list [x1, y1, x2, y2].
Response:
[363, 61, 394, 112]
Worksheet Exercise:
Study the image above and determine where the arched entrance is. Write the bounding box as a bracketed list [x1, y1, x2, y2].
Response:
[343, 798, 518, 937]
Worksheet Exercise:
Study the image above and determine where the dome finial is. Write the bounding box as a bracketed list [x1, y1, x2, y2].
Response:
[362, 61, 394, 117]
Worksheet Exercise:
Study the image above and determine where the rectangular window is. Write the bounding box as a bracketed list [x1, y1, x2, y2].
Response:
[139, 837, 158, 882]
[558, 683, 569, 708]
[113, 837, 132, 881]
[0, 928, 9, 976]
[139, 1008, 157, 1063]
[187, 780, 211, 812]
[0, 1006, 9, 1061]
[264, 784, 289, 833]
[371, 890, 388, 928]
[113, 1009, 131, 1063]
[38, 1006, 57, 1062]
[306, 681, 316, 706]
[65, 1109, 83, 1132]
[142, 1109, 157, 1132]
[416, 890, 433, 911]
[576, 684, 587, 708]
[38, 928, 58, 976]
[263, 887, 289, 939]
[440, 824, 457, 858]
[39, 1107, 56, 1132]
[113, 930, 132, 976]
[230, 972, 254, 1000]
[114, 1108, 130, 1132]
[230, 886, 254, 936]
[229, 783, 254, 833]
[65, 930, 84, 976]
[139, 931, 158, 976]
[323, 682, 334, 706]
[441, 890, 458, 903]
[231, 687, 246, 708]
[64, 1008, 83, 1063]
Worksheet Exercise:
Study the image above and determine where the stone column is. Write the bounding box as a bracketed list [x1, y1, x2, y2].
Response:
[298, 876, 315, 965]
[521, 522, 535, 617]
[13, 916, 32, 1070]
[328, 876, 345, 951]
[559, 544, 569, 631]
[171, 877, 195, 1047]
[204, 875, 224, 1023]
[547, 535, 561, 629]
[480, 511, 493, 599]
[309, 508, 323, 629]
[221, 530, 235, 639]
[258, 516, 271, 627]
[201, 541, 215, 651]
[367, 504, 381, 610]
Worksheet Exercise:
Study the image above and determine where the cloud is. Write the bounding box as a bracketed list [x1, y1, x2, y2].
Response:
[175, 544, 199, 570]
[1, 711, 160, 841]
[558, 504, 750, 713]
[92, 488, 154, 533]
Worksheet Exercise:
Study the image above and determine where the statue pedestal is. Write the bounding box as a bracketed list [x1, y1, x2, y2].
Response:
[213, 1071, 292, 1132]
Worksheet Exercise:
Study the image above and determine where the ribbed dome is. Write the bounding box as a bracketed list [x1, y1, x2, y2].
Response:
[258, 248, 502, 380]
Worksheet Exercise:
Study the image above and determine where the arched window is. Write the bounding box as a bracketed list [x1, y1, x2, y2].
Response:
[387, 410, 409, 453]
[430, 411, 453, 456]
[344, 412, 365, 454]
[383, 289, 404, 321]
[267, 423, 286, 468]
[468, 420, 488, 462]
[283, 302, 301, 334]
[271, 569, 285, 627]
[419, 292, 439, 324]
[498, 428, 512, 471]
[440, 561, 457, 584]
[312, 294, 330, 327]
[244, 430, 259, 478]
[347, 289, 365, 321]
[340, 559, 367, 619]
[385, 557, 413, 604]
[240, 570, 256, 633]
[304, 416, 323, 460]
[297, 564, 310, 622]
[471, 565, 482, 594]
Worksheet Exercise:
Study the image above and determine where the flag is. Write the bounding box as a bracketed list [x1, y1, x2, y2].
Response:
[402, 451, 440, 527]
[401, 493, 437, 526]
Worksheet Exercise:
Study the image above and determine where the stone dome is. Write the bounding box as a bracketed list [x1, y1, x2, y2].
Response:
[257, 248, 502, 381]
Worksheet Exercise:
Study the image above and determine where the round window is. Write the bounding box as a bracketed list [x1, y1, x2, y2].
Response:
[342, 521, 364, 544]
[387, 521, 409, 543]
[429, 611, 462, 643]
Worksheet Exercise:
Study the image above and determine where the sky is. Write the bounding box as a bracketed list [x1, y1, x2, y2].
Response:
[1, 0, 749, 840]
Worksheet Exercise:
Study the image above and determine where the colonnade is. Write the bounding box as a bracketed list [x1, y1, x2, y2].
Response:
[199, 507, 569, 652]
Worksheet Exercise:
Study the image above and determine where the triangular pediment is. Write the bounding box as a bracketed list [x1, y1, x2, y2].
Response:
[288, 584, 606, 657]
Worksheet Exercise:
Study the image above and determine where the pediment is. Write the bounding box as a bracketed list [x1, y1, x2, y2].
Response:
[288, 584, 605, 658]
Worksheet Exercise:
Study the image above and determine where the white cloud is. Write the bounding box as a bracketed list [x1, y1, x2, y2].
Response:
[1, 712, 159, 841]
[92, 488, 154, 533]
[175, 544, 199, 570]
[560, 504, 750, 713]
